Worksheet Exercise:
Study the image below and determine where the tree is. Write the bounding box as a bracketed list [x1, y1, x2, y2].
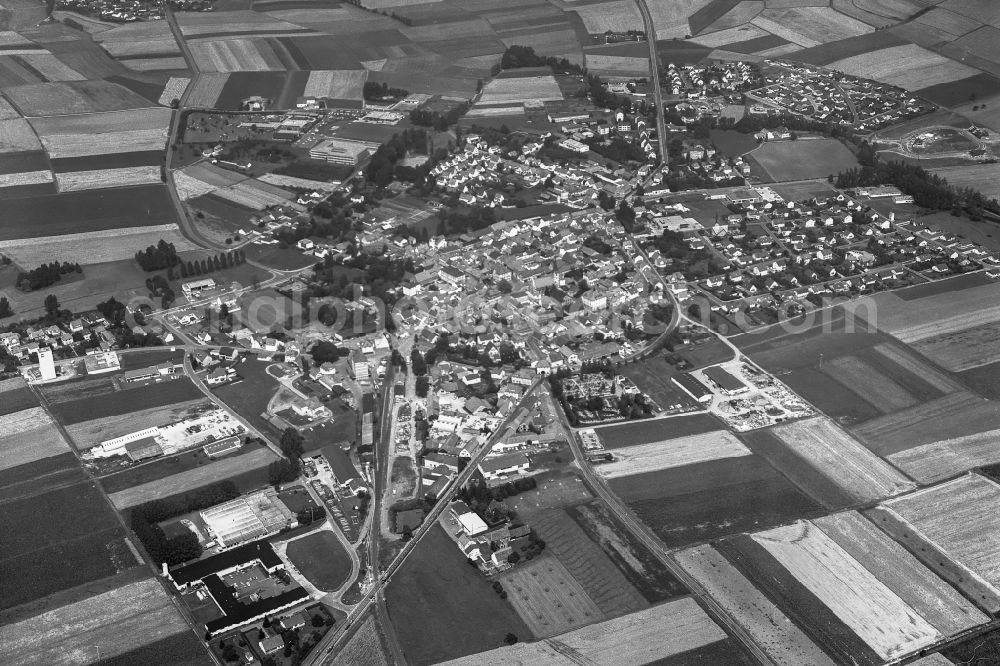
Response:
[497, 279, 512, 294]
[280, 428, 305, 460]
[415, 375, 430, 398]
[0, 296, 11, 319]
[504, 633, 518, 645]
[43, 294, 59, 316]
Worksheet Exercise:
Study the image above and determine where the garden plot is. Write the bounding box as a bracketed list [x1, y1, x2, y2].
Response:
[597, 430, 749, 479]
[751, 521, 941, 661]
[498, 555, 603, 638]
[674, 544, 837, 666]
[826, 43, 979, 90]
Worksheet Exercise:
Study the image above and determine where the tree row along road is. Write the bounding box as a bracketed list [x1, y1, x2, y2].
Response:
[303, 376, 545, 666]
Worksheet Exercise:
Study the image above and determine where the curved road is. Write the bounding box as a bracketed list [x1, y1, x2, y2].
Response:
[635, 0, 668, 165]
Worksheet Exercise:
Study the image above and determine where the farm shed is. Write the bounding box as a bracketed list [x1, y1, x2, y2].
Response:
[672, 373, 713, 403]
[703, 366, 747, 394]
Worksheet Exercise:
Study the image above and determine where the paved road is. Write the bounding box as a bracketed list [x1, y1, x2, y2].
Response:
[635, 0, 668, 166]
[303, 376, 544, 666]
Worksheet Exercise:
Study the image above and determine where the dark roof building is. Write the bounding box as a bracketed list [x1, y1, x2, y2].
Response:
[703, 366, 747, 394]
[168, 539, 283, 587]
[671, 373, 713, 402]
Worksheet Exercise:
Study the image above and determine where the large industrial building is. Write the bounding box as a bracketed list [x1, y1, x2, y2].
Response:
[200, 490, 297, 548]
[308, 138, 376, 166]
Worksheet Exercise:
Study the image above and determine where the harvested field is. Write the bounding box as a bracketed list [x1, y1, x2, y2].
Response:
[854, 391, 1000, 457]
[752, 521, 940, 660]
[643, 0, 713, 38]
[888, 429, 1000, 484]
[0, 118, 40, 153]
[814, 511, 989, 637]
[478, 74, 562, 105]
[598, 430, 749, 478]
[872, 342, 963, 393]
[822, 355, 918, 413]
[755, 6, 872, 46]
[0, 96, 19, 120]
[38, 127, 166, 158]
[64, 398, 210, 451]
[213, 180, 294, 209]
[440, 597, 728, 666]
[0, 224, 195, 266]
[498, 555, 603, 638]
[674, 544, 836, 666]
[0, 405, 52, 438]
[530, 508, 648, 618]
[748, 138, 858, 182]
[0, 422, 70, 472]
[583, 54, 649, 76]
[126, 57, 188, 72]
[878, 473, 1000, 610]
[303, 69, 366, 99]
[257, 172, 335, 190]
[690, 24, 769, 48]
[330, 614, 389, 666]
[189, 39, 283, 72]
[825, 44, 979, 90]
[914, 320, 1000, 372]
[5, 80, 153, 116]
[185, 73, 228, 107]
[158, 76, 189, 105]
[597, 413, 720, 449]
[30, 106, 170, 134]
[611, 453, 824, 548]
[0, 577, 193, 666]
[101, 39, 181, 58]
[57, 165, 161, 191]
[572, 1, 643, 33]
[0, 169, 51, 187]
[107, 445, 279, 509]
[762, 416, 916, 507]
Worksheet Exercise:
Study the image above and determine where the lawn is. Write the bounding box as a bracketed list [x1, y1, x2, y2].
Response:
[285, 530, 352, 592]
[49, 377, 203, 426]
[620, 356, 701, 411]
[384, 524, 532, 665]
[748, 138, 859, 182]
[213, 358, 282, 440]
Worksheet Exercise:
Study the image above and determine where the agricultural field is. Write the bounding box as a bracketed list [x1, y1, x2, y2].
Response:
[440, 598, 740, 666]
[929, 162, 1000, 202]
[0, 407, 71, 472]
[675, 544, 836, 666]
[477, 73, 563, 106]
[330, 614, 390, 666]
[747, 138, 858, 182]
[567, 500, 688, 603]
[571, 1, 644, 34]
[106, 445, 279, 510]
[825, 43, 980, 90]
[4, 80, 154, 116]
[505, 471, 592, 518]
[737, 521, 944, 661]
[0, 377, 37, 416]
[98, 442, 261, 495]
[0, 575, 208, 666]
[0, 118, 40, 153]
[498, 555, 603, 638]
[595, 412, 720, 449]
[618, 356, 702, 411]
[751, 6, 872, 48]
[529, 508, 648, 617]
[56, 165, 162, 192]
[872, 473, 1000, 613]
[611, 451, 824, 548]
[744, 416, 915, 509]
[0, 478, 141, 610]
[284, 529, 352, 592]
[597, 429, 750, 478]
[0, 223, 191, 267]
[583, 54, 649, 76]
[385, 523, 532, 665]
[64, 398, 210, 452]
[48, 378, 202, 426]
[30, 107, 170, 160]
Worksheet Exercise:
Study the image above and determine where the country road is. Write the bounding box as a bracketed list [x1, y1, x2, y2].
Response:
[635, 0, 668, 165]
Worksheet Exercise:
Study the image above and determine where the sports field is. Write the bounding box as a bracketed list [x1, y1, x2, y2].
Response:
[748, 139, 859, 182]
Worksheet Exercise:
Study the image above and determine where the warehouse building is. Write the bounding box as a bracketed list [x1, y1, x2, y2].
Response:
[308, 138, 375, 166]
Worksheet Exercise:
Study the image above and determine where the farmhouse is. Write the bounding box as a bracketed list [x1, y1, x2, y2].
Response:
[182, 278, 216, 297]
[309, 138, 375, 166]
[83, 351, 121, 375]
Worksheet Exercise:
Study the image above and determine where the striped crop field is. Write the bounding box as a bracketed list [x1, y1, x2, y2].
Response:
[479, 75, 562, 105]
[303, 70, 367, 100]
[763, 416, 915, 507]
[826, 43, 979, 90]
[572, 1, 644, 33]
[598, 430, 750, 479]
[189, 39, 284, 72]
[158, 77, 189, 106]
[0, 224, 196, 266]
[56, 166, 162, 192]
[0, 169, 52, 187]
[873, 473, 1000, 613]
